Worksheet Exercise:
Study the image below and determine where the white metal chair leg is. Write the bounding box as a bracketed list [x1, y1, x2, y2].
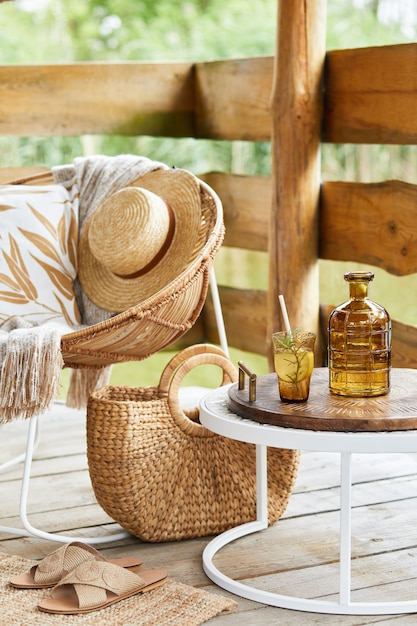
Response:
[0, 419, 41, 473]
[209, 267, 229, 356]
[0, 413, 129, 544]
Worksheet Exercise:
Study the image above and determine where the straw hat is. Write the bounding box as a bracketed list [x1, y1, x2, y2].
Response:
[78, 168, 202, 312]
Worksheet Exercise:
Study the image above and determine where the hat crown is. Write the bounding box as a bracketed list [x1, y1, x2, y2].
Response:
[88, 187, 171, 276]
[78, 167, 202, 312]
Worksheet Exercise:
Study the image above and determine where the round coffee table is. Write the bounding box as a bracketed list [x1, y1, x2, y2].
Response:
[199, 368, 417, 615]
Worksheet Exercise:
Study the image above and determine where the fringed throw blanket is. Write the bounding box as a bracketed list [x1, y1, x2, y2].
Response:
[0, 320, 64, 421]
[0, 154, 166, 423]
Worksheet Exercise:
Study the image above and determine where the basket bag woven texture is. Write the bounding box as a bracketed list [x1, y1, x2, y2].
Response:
[87, 345, 300, 542]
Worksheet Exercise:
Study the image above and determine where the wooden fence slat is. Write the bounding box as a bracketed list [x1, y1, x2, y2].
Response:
[195, 57, 273, 141]
[0, 58, 275, 142]
[324, 43, 417, 144]
[320, 180, 417, 276]
[200, 172, 271, 251]
[203, 286, 268, 356]
[0, 62, 195, 136]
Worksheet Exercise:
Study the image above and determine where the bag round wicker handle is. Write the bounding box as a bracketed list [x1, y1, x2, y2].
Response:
[161, 346, 238, 438]
[158, 344, 233, 391]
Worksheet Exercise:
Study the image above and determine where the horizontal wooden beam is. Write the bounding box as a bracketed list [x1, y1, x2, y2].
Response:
[0, 58, 274, 142]
[320, 179, 417, 276]
[0, 62, 195, 137]
[6, 45, 417, 145]
[324, 43, 417, 144]
[200, 172, 271, 251]
[195, 57, 273, 141]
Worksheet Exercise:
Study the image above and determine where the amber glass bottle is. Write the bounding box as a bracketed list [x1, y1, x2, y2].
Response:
[328, 271, 391, 397]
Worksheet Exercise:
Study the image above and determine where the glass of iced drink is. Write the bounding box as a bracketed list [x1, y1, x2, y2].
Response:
[272, 331, 316, 402]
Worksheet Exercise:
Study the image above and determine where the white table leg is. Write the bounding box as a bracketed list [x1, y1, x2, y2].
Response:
[256, 443, 268, 523]
[339, 451, 352, 607]
[202, 443, 269, 592]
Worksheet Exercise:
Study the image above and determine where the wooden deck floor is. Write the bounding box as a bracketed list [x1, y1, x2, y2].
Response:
[2, 401, 417, 624]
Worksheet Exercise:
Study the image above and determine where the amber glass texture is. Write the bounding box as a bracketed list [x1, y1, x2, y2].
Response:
[328, 272, 391, 397]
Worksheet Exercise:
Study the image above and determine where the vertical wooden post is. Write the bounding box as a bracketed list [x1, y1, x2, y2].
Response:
[268, 0, 327, 363]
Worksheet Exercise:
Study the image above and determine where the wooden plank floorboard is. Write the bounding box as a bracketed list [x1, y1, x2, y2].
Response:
[1, 403, 417, 624]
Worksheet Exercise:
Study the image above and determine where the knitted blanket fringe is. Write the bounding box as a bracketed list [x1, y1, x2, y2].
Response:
[0, 154, 165, 423]
[66, 367, 112, 410]
[0, 323, 64, 422]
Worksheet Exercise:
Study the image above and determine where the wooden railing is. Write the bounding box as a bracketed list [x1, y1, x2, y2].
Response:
[323, 44, 417, 144]
[1, 39, 417, 368]
[322, 43, 417, 367]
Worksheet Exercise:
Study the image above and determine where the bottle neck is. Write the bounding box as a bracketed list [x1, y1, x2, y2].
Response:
[349, 281, 369, 301]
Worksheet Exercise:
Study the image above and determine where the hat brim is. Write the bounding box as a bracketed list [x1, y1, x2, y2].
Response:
[78, 168, 202, 312]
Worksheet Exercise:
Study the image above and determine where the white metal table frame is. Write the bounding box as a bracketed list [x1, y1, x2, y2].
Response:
[200, 385, 417, 615]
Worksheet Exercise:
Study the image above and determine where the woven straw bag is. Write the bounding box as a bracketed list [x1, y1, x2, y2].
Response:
[87, 344, 300, 542]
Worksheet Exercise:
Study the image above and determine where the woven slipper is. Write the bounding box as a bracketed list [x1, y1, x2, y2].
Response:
[37, 561, 167, 614]
[10, 541, 142, 589]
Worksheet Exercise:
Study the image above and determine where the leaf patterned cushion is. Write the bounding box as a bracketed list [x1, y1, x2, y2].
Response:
[0, 184, 81, 327]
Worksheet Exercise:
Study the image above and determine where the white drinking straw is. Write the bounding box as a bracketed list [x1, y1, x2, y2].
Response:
[278, 294, 292, 335]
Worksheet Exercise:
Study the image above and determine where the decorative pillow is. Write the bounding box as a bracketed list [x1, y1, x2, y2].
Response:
[0, 184, 81, 327]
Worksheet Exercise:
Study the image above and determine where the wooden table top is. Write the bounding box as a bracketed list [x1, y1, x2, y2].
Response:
[227, 368, 417, 432]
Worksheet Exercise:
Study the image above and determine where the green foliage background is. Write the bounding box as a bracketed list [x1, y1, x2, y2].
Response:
[1, 0, 417, 388]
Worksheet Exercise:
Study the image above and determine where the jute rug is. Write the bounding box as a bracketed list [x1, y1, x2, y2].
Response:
[0, 552, 237, 625]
